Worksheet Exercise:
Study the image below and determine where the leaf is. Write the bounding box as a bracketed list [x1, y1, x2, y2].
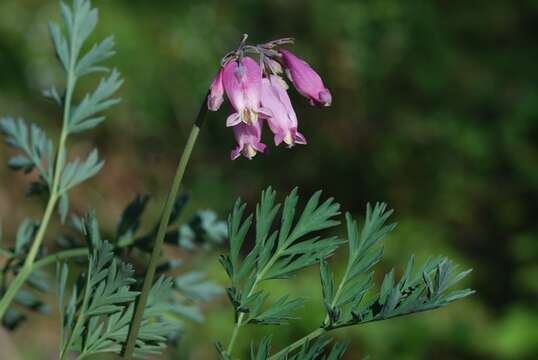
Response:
[278, 187, 298, 246]
[174, 271, 223, 302]
[1, 309, 26, 330]
[250, 336, 272, 360]
[379, 270, 394, 306]
[59, 148, 104, 192]
[7, 155, 34, 172]
[190, 210, 228, 245]
[76, 35, 116, 76]
[280, 337, 336, 360]
[227, 199, 253, 277]
[58, 193, 70, 224]
[14, 289, 49, 315]
[247, 294, 304, 325]
[215, 342, 232, 360]
[326, 341, 349, 360]
[175, 209, 228, 250]
[221, 188, 342, 327]
[48, 21, 69, 71]
[116, 194, 150, 241]
[168, 303, 204, 323]
[286, 190, 341, 244]
[255, 187, 280, 248]
[69, 69, 123, 133]
[58, 222, 177, 358]
[0, 117, 54, 185]
[42, 85, 63, 106]
[15, 218, 37, 256]
[320, 259, 334, 311]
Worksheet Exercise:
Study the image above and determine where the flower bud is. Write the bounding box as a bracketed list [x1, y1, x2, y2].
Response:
[280, 49, 332, 107]
[207, 67, 225, 111]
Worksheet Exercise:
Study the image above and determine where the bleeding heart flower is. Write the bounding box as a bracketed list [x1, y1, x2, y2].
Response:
[222, 57, 270, 127]
[261, 75, 306, 147]
[230, 120, 267, 160]
[280, 49, 332, 107]
[208, 36, 333, 160]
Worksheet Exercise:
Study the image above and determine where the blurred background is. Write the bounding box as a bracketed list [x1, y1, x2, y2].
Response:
[1, 0, 538, 359]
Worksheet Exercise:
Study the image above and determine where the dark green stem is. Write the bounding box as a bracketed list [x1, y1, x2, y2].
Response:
[122, 96, 208, 358]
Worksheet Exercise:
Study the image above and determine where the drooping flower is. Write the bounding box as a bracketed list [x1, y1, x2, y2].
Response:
[261, 75, 306, 147]
[222, 57, 270, 127]
[280, 49, 332, 107]
[207, 35, 332, 160]
[207, 67, 225, 111]
[230, 120, 267, 160]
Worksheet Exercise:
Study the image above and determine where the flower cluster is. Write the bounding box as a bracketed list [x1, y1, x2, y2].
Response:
[208, 36, 332, 160]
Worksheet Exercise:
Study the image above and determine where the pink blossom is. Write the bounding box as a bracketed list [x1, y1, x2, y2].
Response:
[222, 57, 270, 127]
[280, 49, 332, 107]
[207, 67, 225, 111]
[261, 75, 306, 147]
[230, 120, 267, 160]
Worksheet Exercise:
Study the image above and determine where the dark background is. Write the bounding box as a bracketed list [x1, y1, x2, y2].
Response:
[0, 0, 537, 359]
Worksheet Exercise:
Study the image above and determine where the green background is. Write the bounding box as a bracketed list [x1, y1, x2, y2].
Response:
[0, 0, 537, 359]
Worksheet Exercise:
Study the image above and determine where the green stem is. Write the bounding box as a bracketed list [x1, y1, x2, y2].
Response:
[226, 319, 242, 356]
[0, 196, 57, 316]
[265, 257, 351, 359]
[0, 232, 140, 299]
[226, 233, 292, 355]
[0, 97, 70, 318]
[59, 258, 92, 360]
[0, 20, 78, 319]
[268, 293, 446, 359]
[122, 97, 208, 359]
[225, 211, 317, 356]
[0, 238, 138, 311]
[35, 248, 89, 269]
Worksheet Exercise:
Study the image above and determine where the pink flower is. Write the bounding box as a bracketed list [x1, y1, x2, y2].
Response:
[222, 57, 270, 127]
[261, 75, 306, 147]
[207, 67, 225, 111]
[280, 49, 332, 107]
[230, 120, 267, 160]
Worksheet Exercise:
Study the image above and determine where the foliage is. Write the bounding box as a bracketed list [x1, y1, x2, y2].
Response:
[249, 337, 348, 360]
[219, 189, 473, 359]
[57, 213, 177, 359]
[320, 208, 474, 330]
[0, 0, 122, 330]
[219, 187, 341, 327]
[0, 1, 224, 355]
[0, 118, 54, 187]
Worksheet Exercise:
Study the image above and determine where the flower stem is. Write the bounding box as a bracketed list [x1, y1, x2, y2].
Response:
[122, 95, 208, 359]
